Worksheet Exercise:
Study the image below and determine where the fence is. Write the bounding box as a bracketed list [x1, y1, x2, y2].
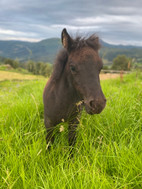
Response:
[101, 70, 131, 74]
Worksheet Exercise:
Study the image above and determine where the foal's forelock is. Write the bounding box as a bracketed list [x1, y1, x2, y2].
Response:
[71, 35, 101, 51]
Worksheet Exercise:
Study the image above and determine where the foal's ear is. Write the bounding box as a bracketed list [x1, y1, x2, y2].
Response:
[61, 28, 73, 51]
[86, 35, 101, 51]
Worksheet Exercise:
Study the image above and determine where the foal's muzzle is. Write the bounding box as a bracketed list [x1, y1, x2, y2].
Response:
[85, 97, 106, 114]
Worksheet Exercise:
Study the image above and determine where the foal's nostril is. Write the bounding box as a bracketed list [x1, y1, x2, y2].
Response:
[89, 98, 106, 109]
[89, 100, 95, 109]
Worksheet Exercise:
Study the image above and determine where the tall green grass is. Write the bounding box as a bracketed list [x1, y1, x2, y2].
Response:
[0, 73, 142, 188]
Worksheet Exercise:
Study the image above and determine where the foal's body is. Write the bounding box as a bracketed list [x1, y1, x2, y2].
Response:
[43, 29, 106, 146]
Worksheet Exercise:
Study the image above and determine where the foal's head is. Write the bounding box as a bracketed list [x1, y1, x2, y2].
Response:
[61, 28, 106, 114]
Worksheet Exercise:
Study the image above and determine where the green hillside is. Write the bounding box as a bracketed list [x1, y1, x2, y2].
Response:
[0, 38, 142, 64]
[100, 46, 142, 64]
[0, 38, 62, 63]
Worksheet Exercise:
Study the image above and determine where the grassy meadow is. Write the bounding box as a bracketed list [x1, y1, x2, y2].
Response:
[0, 71, 142, 188]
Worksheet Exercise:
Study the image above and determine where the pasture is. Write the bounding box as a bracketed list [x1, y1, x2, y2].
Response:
[0, 71, 142, 188]
[0, 71, 44, 81]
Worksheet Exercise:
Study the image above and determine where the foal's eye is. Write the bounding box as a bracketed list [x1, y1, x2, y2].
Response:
[70, 65, 76, 73]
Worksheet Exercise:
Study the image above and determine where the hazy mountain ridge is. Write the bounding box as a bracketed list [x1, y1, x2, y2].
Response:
[0, 38, 142, 63]
[0, 38, 62, 63]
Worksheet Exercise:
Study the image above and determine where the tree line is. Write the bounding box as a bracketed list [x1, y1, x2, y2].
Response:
[25, 60, 52, 77]
[0, 54, 141, 76]
[0, 57, 52, 77]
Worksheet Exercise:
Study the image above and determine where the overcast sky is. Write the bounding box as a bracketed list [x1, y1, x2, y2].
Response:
[0, 0, 142, 45]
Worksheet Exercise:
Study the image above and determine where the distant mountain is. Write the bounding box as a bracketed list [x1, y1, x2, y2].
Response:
[0, 38, 142, 64]
[0, 38, 62, 63]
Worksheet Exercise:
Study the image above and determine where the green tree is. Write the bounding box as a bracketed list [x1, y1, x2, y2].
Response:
[41, 63, 52, 77]
[26, 60, 36, 73]
[4, 58, 19, 69]
[26, 60, 52, 76]
[13, 59, 19, 69]
[112, 55, 131, 70]
[4, 58, 14, 67]
[35, 62, 43, 75]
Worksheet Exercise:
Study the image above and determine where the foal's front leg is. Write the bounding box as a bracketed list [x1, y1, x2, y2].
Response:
[44, 117, 55, 147]
[68, 103, 83, 146]
[68, 117, 79, 146]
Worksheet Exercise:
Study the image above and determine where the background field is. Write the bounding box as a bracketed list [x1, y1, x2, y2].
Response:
[0, 70, 119, 82]
[0, 72, 142, 188]
[0, 71, 44, 81]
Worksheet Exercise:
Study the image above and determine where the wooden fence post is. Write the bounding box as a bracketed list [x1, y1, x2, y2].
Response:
[120, 70, 124, 82]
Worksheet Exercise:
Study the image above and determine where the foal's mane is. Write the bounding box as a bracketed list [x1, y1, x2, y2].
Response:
[51, 34, 100, 81]
[51, 48, 68, 82]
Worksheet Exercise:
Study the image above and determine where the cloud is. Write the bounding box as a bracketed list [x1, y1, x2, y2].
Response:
[74, 15, 142, 25]
[0, 0, 142, 45]
[0, 28, 36, 37]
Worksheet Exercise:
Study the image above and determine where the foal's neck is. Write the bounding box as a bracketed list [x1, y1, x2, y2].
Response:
[56, 69, 80, 103]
